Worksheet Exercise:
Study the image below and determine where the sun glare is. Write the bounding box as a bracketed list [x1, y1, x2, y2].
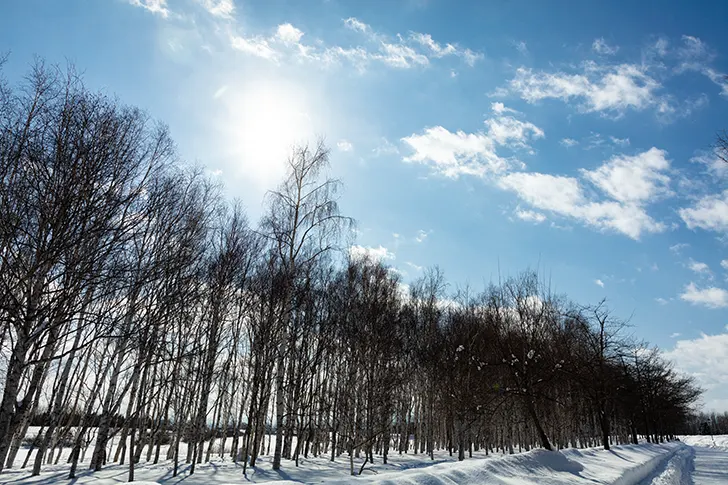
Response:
[222, 80, 314, 188]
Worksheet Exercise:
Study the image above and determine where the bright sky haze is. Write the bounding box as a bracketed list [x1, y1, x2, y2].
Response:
[1, 0, 727, 410]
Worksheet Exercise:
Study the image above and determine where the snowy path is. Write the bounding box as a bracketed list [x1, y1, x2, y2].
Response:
[692, 446, 728, 484]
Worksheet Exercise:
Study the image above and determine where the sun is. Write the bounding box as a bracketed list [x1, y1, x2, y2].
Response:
[221, 79, 314, 187]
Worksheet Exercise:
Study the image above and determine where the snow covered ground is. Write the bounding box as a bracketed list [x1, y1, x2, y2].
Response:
[679, 434, 728, 451]
[4, 434, 728, 484]
[0, 440, 689, 485]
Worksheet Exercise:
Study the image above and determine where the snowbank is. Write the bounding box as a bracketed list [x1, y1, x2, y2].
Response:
[259, 442, 683, 485]
[2, 441, 685, 485]
[679, 434, 728, 451]
[638, 445, 694, 485]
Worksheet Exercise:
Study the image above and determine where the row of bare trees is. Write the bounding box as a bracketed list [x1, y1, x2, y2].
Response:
[0, 62, 701, 481]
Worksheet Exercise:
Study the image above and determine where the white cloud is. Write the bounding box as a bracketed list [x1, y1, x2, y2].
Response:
[276, 23, 304, 45]
[722, 260, 728, 270]
[670, 243, 690, 254]
[688, 259, 711, 275]
[349, 245, 395, 262]
[610, 136, 630, 147]
[583, 133, 633, 150]
[514, 41, 529, 55]
[664, 330, 728, 411]
[406, 261, 424, 272]
[340, 17, 481, 69]
[415, 229, 431, 243]
[129, 0, 168, 17]
[337, 139, 353, 152]
[595, 279, 605, 288]
[670, 332, 680, 337]
[499, 148, 669, 239]
[402, 127, 503, 178]
[580, 148, 671, 204]
[379, 42, 430, 68]
[343, 17, 370, 33]
[500, 172, 585, 213]
[676, 35, 728, 97]
[508, 63, 661, 115]
[560, 138, 579, 148]
[679, 191, 728, 233]
[491, 102, 519, 115]
[592, 38, 619, 55]
[680, 282, 728, 308]
[402, 111, 544, 179]
[656, 297, 669, 305]
[691, 151, 728, 178]
[197, 0, 234, 18]
[484, 116, 544, 148]
[230, 35, 278, 60]
[223, 16, 480, 71]
[515, 208, 546, 223]
[410, 33, 457, 58]
[373, 138, 400, 157]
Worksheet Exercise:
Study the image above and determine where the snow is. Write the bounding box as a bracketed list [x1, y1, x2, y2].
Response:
[678, 434, 728, 451]
[677, 435, 728, 485]
[637, 445, 694, 485]
[1, 438, 688, 485]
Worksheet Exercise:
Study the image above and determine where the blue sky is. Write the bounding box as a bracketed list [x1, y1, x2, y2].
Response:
[2, 0, 727, 410]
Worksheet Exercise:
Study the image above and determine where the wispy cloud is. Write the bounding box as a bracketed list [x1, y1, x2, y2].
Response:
[415, 229, 432, 243]
[401, 104, 543, 178]
[676, 35, 728, 97]
[688, 259, 711, 275]
[592, 38, 619, 55]
[129, 0, 168, 17]
[222, 15, 485, 71]
[373, 138, 400, 157]
[196, 0, 234, 18]
[595, 278, 605, 288]
[337, 139, 354, 152]
[513, 40, 529, 56]
[515, 208, 546, 223]
[338, 17, 482, 69]
[680, 282, 728, 308]
[230, 35, 278, 60]
[507, 63, 661, 116]
[406, 261, 424, 272]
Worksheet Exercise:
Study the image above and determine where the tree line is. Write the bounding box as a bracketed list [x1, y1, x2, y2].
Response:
[683, 411, 728, 436]
[0, 61, 702, 481]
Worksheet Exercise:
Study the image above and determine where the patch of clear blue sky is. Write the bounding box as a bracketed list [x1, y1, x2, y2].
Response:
[1, 0, 727, 408]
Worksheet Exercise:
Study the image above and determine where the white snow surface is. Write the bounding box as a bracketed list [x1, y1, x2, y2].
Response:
[676, 435, 728, 485]
[1, 439, 688, 485]
[678, 434, 728, 451]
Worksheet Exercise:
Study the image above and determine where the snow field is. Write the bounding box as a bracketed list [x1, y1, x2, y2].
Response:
[1, 430, 694, 485]
[678, 434, 728, 450]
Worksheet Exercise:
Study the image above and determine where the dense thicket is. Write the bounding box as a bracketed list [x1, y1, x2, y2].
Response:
[0, 63, 701, 480]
